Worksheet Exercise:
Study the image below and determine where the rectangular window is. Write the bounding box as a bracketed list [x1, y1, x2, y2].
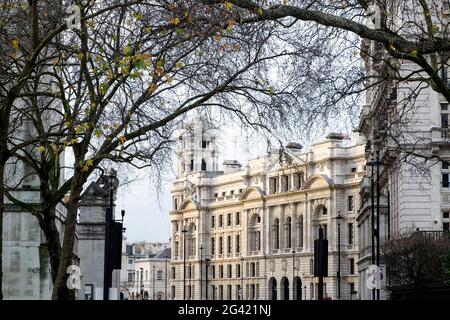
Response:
[171, 286, 176, 299]
[310, 259, 314, 275]
[202, 140, 207, 148]
[236, 264, 241, 278]
[443, 222, 450, 231]
[236, 212, 240, 225]
[269, 177, 278, 194]
[171, 267, 176, 279]
[227, 236, 232, 254]
[219, 285, 223, 300]
[236, 234, 240, 253]
[443, 161, 449, 170]
[250, 262, 256, 277]
[227, 285, 232, 300]
[442, 114, 449, 128]
[230, 190, 234, 195]
[222, 192, 226, 197]
[227, 213, 232, 226]
[227, 264, 232, 278]
[214, 193, 218, 198]
[443, 211, 450, 219]
[211, 238, 215, 255]
[441, 103, 449, 111]
[348, 195, 354, 212]
[349, 258, 355, 275]
[443, 173, 449, 188]
[219, 215, 223, 227]
[348, 223, 354, 245]
[351, 167, 357, 173]
[211, 266, 216, 279]
[236, 285, 241, 300]
[219, 237, 223, 254]
[211, 216, 215, 228]
[84, 284, 93, 300]
[219, 265, 224, 278]
[157, 270, 163, 280]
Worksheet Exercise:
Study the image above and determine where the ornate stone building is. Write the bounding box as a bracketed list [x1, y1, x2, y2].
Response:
[169, 119, 366, 300]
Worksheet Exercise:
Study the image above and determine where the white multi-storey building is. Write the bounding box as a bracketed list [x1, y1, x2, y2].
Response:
[356, 1, 450, 299]
[169, 119, 366, 300]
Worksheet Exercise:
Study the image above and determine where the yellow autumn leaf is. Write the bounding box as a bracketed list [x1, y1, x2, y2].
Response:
[38, 146, 46, 153]
[225, 1, 233, 10]
[170, 17, 180, 25]
[149, 83, 158, 93]
[12, 39, 20, 50]
[93, 129, 102, 138]
[119, 136, 127, 144]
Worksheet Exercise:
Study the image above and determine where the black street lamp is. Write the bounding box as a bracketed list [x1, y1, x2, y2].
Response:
[103, 172, 120, 301]
[200, 245, 204, 300]
[367, 152, 384, 301]
[152, 265, 156, 300]
[292, 249, 296, 300]
[182, 224, 188, 300]
[164, 254, 169, 300]
[205, 258, 210, 300]
[140, 267, 144, 300]
[240, 256, 244, 300]
[334, 213, 344, 300]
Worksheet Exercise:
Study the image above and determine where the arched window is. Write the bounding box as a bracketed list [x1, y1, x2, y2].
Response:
[249, 214, 261, 251]
[273, 219, 280, 249]
[285, 217, 292, 248]
[201, 159, 207, 171]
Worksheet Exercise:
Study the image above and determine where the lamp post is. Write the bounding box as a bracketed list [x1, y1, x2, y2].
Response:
[182, 224, 188, 300]
[240, 256, 244, 300]
[205, 258, 210, 300]
[200, 245, 203, 300]
[367, 153, 384, 301]
[140, 267, 144, 300]
[103, 172, 119, 301]
[334, 213, 344, 300]
[164, 254, 168, 300]
[152, 265, 156, 300]
[292, 249, 295, 300]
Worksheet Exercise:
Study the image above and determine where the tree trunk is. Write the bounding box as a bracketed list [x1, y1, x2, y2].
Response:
[51, 188, 82, 300]
[0, 162, 4, 300]
[39, 207, 61, 285]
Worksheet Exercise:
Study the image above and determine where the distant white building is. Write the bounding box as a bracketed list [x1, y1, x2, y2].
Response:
[130, 247, 171, 300]
[169, 118, 366, 300]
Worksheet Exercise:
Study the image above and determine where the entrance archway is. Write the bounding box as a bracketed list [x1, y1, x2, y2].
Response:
[293, 277, 302, 300]
[281, 277, 289, 300]
[268, 277, 277, 300]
